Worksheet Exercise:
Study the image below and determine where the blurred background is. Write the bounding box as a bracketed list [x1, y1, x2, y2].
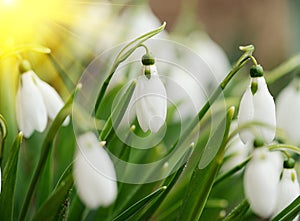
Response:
[149, 0, 300, 69]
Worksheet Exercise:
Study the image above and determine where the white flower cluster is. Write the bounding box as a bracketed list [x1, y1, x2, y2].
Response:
[244, 148, 299, 219]
[237, 65, 299, 219]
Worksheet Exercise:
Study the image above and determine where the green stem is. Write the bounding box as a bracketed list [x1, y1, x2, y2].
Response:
[94, 22, 166, 114]
[167, 45, 255, 154]
[268, 144, 300, 155]
[271, 195, 300, 221]
[213, 156, 251, 187]
[266, 54, 300, 84]
[18, 85, 81, 221]
[223, 199, 250, 221]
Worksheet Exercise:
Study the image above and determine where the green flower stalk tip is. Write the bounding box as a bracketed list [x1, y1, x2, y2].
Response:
[283, 158, 295, 169]
[239, 45, 255, 52]
[250, 65, 264, 78]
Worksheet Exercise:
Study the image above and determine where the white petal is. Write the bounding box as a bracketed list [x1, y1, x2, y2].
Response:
[274, 169, 300, 220]
[253, 77, 276, 144]
[33, 73, 69, 126]
[16, 71, 47, 137]
[244, 148, 279, 218]
[73, 132, 117, 209]
[276, 83, 300, 145]
[221, 136, 250, 173]
[135, 71, 167, 133]
[238, 85, 254, 144]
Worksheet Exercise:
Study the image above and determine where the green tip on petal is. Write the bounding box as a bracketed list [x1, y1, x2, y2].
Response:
[19, 60, 32, 73]
[250, 65, 264, 78]
[251, 81, 258, 95]
[283, 158, 295, 169]
[144, 67, 151, 79]
[142, 53, 155, 66]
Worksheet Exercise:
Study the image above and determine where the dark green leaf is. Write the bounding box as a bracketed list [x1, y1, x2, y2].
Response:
[223, 199, 249, 221]
[0, 132, 23, 221]
[271, 195, 300, 221]
[112, 186, 167, 221]
[178, 107, 235, 221]
[32, 166, 73, 221]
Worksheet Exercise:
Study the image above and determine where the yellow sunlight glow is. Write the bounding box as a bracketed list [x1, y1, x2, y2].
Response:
[0, 0, 76, 48]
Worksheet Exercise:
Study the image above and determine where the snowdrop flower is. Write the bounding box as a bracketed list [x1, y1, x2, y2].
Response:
[244, 146, 281, 218]
[134, 54, 167, 133]
[274, 159, 300, 220]
[238, 65, 276, 144]
[16, 60, 69, 138]
[73, 132, 117, 209]
[276, 80, 300, 145]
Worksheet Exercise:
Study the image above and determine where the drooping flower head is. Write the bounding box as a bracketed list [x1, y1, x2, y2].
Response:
[243, 142, 282, 219]
[238, 65, 276, 145]
[134, 53, 167, 133]
[73, 132, 117, 209]
[274, 158, 300, 221]
[16, 60, 69, 138]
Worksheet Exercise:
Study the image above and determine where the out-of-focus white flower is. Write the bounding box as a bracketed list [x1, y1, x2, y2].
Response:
[274, 161, 300, 221]
[276, 81, 300, 145]
[238, 71, 276, 144]
[221, 121, 250, 173]
[73, 132, 117, 209]
[244, 147, 281, 218]
[166, 32, 230, 120]
[118, 5, 168, 40]
[187, 32, 231, 85]
[134, 64, 167, 133]
[16, 68, 68, 138]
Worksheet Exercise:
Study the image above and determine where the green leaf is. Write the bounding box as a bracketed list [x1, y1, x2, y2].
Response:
[32, 166, 73, 221]
[213, 157, 251, 187]
[67, 194, 85, 221]
[223, 199, 250, 221]
[136, 147, 193, 221]
[100, 80, 136, 141]
[0, 114, 8, 165]
[178, 107, 235, 221]
[0, 132, 23, 221]
[112, 186, 167, 221]
[271, 195, 300, 221]
[18, 85, 81, 221]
